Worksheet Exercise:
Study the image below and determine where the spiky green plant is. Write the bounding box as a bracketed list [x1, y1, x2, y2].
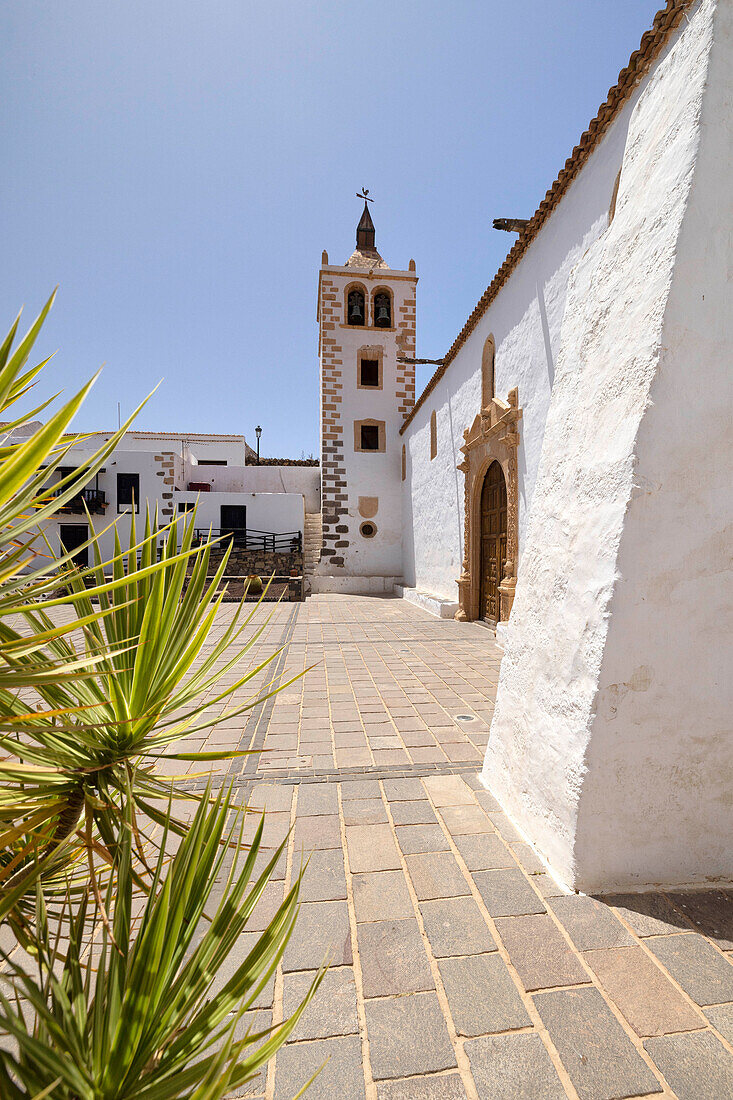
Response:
[0, 783, 323, 1099]
[0, 297, 320, 1096]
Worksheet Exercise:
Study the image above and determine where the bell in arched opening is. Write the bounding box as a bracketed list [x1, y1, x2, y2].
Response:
[348, 288, 365, 326]
[374, 292, 391, 328]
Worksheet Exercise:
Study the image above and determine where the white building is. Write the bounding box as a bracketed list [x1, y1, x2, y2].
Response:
[28, 429, 320, 569]
[316, 0, 733, 893]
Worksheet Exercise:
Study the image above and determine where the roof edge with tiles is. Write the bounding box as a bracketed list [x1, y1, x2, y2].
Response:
[400, 0, 695, 436]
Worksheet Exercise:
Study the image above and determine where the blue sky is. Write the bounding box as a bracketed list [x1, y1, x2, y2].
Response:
[2, 1, 662, 458]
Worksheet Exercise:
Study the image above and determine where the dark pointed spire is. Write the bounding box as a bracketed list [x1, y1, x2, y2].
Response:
[355, 189, 376, 251]
[357, 201, 375, 250]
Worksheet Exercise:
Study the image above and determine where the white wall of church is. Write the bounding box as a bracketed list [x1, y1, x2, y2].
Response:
[484, 0, 731, 892]
[402, 72, 646, 603]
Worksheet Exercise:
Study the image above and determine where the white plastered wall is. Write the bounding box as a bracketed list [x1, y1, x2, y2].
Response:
[484, 0, 731, 892]
[402, 94, 641, 604]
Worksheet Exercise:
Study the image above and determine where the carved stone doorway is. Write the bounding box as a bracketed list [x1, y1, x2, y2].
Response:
[456, 388, 522, 624]
[479, 462, 507, 624]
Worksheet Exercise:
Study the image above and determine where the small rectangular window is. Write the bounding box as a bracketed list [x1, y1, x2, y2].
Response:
[117, 472, 140, 513]
[360, 424, 380, 451]
[198, 459, 227, 466]
[359, 359, 379, 387]
[178, 501, 194, 513]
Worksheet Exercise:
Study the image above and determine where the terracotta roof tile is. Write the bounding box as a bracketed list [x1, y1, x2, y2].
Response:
[400, 0, 694, 434]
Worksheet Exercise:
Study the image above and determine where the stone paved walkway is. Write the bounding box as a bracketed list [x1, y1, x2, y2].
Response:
[189, 596, 733, 1100]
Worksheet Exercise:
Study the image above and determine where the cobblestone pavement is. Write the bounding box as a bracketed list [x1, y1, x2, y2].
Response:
[184, 596, 733, 1099]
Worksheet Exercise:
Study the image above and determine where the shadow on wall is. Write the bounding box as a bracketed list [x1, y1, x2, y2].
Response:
[401, 444, 416, 588]
[447, 394, 464, 571]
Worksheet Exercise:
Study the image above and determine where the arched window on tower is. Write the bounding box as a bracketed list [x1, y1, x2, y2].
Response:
[347, 287, 366, 326]
[373, 290, 392, 328]
[482, 335, 495, 409]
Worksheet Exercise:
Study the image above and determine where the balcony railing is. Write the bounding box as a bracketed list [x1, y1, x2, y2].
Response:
[55, 488, 107, 515]
[192, 528, 302, 553]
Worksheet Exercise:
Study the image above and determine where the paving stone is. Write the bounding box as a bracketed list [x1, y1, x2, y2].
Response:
[395, 824, 450, 854]
[439, 804, 493, 835]
[405, 852, 471, 901]
[282, 900, 352, 972]
[293, 813, 342, 851]
[298, 848, 347, 902]
[247, 881, 285, 932]
[243, 810, 291, 849]
[533, 874, 568, 899]
[465, 1033, 566, 1100]
[357, 919, 435, 997]
[474, 789, 501, 813]
[644, 1030, 733, 1100]
[495, 914, 588, 991]
[474, 870, 546, 917]
[296, 784, 339, 817]
[342, 798, 388, 825]
[603, 892, 689, 937]
[423, 775, 475, 807]
[534, 986, 661, 1099]
[668, 890, 733, 949]
[365, 991, 457, 1080]
[273, 1034, 365, 1099]
[226, 1009, 271, 1097]
[377, 1073, 468, 1099]
[345, 823, 401, 873]
[646, 932, 733, 1006]
[705, 1003, 733, 1043]
[453, 833, 516, 871]
[487, 813, 523, 843]
[339, 779, 382, 800]
[510, 842, 546, 875]
[584, 946, 704, 1036]
[383, 777, 426, 800]
[282, 966, 359, 1041]
[390, 799, 439, 825]
[549, 895, 635, 950]
[245, 783, 294, 813]
[420, 896, 496, 958]
[207, 931, 274, 1009]
[439, 953, 530, 1036]
[352, 869, 414, 923]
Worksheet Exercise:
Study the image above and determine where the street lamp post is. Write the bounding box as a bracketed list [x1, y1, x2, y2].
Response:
[255, 425, 262, 466]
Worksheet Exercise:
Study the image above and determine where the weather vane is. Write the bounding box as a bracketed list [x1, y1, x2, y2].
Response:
[356, 188, 374, 203]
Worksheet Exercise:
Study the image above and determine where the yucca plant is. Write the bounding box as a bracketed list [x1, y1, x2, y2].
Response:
[0, 506, 295, 931]
[0, 297, 320, 1096]
[0, 783, 323, 1099]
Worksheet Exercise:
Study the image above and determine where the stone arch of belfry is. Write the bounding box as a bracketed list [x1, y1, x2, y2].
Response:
[456, 388, 522, 623]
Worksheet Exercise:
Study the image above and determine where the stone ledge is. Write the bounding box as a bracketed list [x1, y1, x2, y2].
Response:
[395, 585, 460, 620]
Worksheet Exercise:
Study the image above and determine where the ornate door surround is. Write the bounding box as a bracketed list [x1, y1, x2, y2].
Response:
[456, 388, 522, 623]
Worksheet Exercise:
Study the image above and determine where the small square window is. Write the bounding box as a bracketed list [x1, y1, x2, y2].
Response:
[360, 424, 380, 451]
[359, 358, 379, 387]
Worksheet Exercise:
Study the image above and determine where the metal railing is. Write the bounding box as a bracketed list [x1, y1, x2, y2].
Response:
[192, 528, 302, 553]
[55, 488, 107, 515]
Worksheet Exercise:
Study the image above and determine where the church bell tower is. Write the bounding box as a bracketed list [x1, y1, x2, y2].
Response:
[315, 194, 417, 593]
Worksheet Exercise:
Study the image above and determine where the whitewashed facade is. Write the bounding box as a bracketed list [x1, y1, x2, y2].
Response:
[318, 0, 732, 891]
[25, 429, 318, 566]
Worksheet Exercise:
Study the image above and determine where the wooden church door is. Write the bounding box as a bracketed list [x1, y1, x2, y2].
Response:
[479, 461, 507, 623]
